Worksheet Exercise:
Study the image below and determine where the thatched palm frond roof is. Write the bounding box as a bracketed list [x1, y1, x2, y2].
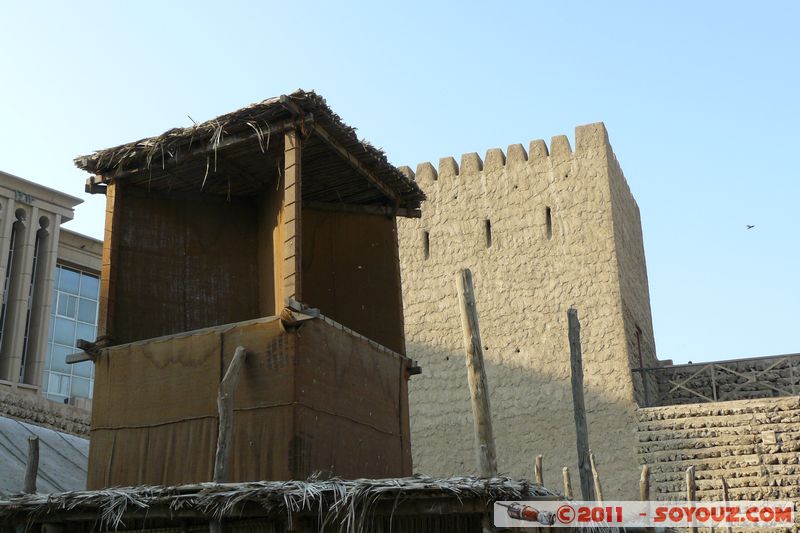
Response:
[74, 90, 425, 210]
[0, 475, 558, 530]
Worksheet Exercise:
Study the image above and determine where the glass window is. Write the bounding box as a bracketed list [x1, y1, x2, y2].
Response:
[76, 323, 95, 345]
[59, 268, 81, 295]
[47, 373, 61, 395]
[58, 374, 70, 395]
[53, 317, 75, 346]
[73, 361, 92, 379]
[71, 377, 90, 398]
[43, 266, 101, 401]
[77, 298, 97, 324]
[49, 344, 73, 374]
[79, 275, 99, 299]
[57, 294, 77, 318]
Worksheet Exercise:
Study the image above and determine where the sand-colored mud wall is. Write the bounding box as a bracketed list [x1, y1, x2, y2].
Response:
[398, 123, 655, 499]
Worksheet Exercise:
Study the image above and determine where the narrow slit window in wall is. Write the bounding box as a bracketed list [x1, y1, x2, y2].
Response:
[423, 231, 430, 259]
[545, 206, 553, 240]
[484, 219, 492, 248]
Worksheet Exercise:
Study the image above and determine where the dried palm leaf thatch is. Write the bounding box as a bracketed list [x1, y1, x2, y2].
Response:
[0, 475, 558, 532]
[74, 89, 425, 209]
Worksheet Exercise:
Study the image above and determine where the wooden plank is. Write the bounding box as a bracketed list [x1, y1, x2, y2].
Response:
[282, 129, 302, 304]
[65, 351, 93, 364]
[23, 436, 39, 494]
[214, 346, 247, 482]
[568, 308, 593, 501]
[304, 201, 421, 218]
[310, 124, 400, 205]
[455, 269, 497, 478]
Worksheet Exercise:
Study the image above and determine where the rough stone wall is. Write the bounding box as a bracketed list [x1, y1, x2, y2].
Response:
[0, 387, 90, 436]
[638, 397, 800, 501]
[397, 123, 651, 499]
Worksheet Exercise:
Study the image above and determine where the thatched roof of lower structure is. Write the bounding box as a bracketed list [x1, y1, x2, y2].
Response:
[74, 90, 425, 211]
[0, 475, 558, 531]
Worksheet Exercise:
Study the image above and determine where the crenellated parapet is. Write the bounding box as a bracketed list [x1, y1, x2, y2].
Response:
[404, 122, 615, 192]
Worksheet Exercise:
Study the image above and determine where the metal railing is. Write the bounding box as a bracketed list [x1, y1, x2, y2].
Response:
[633, 352, 800, 407]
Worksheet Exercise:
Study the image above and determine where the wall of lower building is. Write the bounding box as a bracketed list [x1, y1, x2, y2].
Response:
[397, 123, 652, 499]
[637, 397, 800, 501]
[0, 385, 89, 436]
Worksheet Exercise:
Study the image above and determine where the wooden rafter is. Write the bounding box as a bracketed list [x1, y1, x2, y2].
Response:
[309, 123, 400, 205]
[304, 201, 420, 218]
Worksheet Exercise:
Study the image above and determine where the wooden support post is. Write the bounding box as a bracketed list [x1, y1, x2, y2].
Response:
[23, 436, 39, 494]
[98, 182, 121, 341]
[457, 268, 497, 533]
[568, 308, 594, 501]
[562, 467, 573, 499]
[456, 269, 497, 478]
[534, 454, 543, 485]
[588, 450, 604, 504]
[214, 346, 247, 483]
[721, 477, 732, 533]
[211, 346, 247, 533]
[686, 466, 697, 533]
[282, 129, 302, 304]
[640, 464, 655, 533]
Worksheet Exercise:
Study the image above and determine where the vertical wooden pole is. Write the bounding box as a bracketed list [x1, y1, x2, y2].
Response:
[568, 308, 593, 501]
[562, 467, 573, 499]
[282, 129, 302, 305]
[686, 466, 697, 533]
[214, 346, 247, 483]
[589, 451, 604, 503]
[456, 268, 497, 478]
[640, 464, 655, 533]
[23, 436, 39, 494]
[456, 268, 497, 533]
[211, 345, 247, 533]
[639, 464, 650, 501]
[534, 454, 543, 485]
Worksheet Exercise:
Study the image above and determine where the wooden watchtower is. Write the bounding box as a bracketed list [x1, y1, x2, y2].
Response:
[74, 91, 425, 488]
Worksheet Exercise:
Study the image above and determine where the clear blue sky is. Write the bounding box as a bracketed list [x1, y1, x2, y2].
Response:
[1, 1, 797, 364]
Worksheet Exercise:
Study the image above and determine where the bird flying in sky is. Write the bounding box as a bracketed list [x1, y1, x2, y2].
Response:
[746, 225, 755, 230]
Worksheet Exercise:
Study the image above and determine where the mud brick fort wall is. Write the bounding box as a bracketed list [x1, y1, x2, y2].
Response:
[397, 122, 655, 499]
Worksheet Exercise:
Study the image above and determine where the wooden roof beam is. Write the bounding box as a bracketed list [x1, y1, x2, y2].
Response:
[309, 123, 400, 206]
[304, 201, 421, 218]
[279, 94, 401, 207]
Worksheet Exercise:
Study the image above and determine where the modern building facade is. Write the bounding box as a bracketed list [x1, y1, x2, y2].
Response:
[0, 170, 101, 415]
